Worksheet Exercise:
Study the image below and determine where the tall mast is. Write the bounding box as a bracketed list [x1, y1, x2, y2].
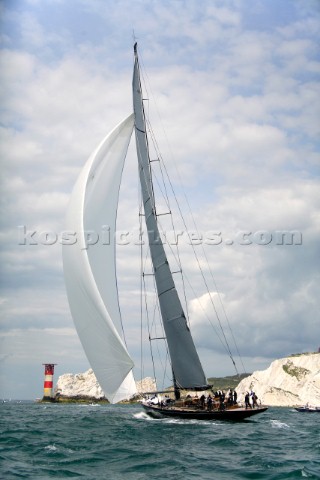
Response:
[132, 43, 208, 396]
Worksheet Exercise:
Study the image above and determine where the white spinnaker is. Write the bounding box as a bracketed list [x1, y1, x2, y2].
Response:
[63, 114, 136, 403]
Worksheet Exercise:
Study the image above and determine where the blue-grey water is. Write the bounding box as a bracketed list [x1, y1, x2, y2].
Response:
[1, 401, 319, 479]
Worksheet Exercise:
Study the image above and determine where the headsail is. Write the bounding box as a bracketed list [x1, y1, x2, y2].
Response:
[62, 115, 137, 403]
[132, 44, 207, 391]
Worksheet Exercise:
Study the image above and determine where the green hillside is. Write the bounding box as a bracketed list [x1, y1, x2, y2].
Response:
[207, 373, 251, 391]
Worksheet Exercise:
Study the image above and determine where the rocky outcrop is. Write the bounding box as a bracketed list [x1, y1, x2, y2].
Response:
[54, 369, 105, 400]
[135, 377, 156, 394]
[54, 369, 156, 401]
[236, 353, 320, 407]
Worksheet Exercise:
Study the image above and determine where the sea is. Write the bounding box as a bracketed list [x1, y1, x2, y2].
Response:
[1, 401, 319, 480]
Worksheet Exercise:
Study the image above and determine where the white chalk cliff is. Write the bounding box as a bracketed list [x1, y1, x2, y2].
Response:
[55, 353, 320, 406]
[236, 353, 320, 407]
[54, 369, 156, 401]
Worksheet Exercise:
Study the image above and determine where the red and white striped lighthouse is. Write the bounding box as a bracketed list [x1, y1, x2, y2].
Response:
[42, 364, 57, 400]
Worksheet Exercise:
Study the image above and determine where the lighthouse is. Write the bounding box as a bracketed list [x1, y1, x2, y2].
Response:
[42, 364, 57, 400]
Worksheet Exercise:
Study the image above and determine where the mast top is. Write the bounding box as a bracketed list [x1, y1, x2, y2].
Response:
[134, 42, 138, 56]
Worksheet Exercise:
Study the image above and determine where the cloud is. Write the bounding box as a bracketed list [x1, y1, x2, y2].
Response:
[0, 0, 319, 398]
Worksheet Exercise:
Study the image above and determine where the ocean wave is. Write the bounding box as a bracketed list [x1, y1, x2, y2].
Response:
[270, 419, 290, 429]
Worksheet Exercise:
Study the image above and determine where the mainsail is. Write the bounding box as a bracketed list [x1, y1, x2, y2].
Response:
[132, 44, 208, 391]
[62, 115, 137, 403]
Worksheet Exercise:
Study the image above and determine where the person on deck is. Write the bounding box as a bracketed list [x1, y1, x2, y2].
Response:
[245, 392, 251, 409]
[219, 392, 225, 411]
[233, 390, 238, 405]
[251, 392, 258, 409]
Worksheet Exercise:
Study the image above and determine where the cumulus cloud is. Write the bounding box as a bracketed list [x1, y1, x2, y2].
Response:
[0, 0, 319, 398]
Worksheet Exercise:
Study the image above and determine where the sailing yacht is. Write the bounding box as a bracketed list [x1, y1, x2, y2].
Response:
[63, 43, 268, 420]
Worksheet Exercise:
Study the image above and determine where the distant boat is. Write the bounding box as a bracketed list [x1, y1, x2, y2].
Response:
[295, 405, 320, 412]
[63, 43, 268, 421]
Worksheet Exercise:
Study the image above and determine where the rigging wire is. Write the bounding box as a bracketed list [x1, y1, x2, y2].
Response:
[182, 202, 247, 374]
[146, 119, 191, 327]
[138, 53, 246, 375]
[159, 158, 240, 374]
[136, 107, 172, 388]
[146, 112, 238, 370]
[140, 222, 172, 389]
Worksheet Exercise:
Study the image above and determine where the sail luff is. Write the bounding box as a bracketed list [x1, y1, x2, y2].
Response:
[132, 44, 207, 390]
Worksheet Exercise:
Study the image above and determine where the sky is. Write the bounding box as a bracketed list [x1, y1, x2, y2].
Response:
[0, 0, 319, 400]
